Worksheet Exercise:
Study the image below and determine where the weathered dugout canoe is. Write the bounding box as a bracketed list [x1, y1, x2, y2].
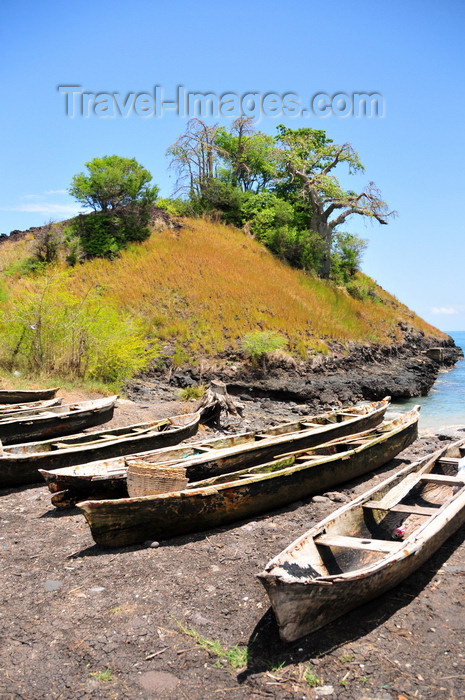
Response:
[0, 387, 59, 403]
[258, 438, 465, 642]
[0, 411, 201, 488]
[41, 398, 390, 507]
[0, 396, 118, 446]
[77, 406, 419, 548]
[0, 397, 62, 415]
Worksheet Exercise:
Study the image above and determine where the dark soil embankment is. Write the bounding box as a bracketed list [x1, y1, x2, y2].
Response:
[139, 328, 463, 411]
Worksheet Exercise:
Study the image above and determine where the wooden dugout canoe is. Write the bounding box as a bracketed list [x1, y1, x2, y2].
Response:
[0, 387, 59, 403]
[0, 411, 201, 488]
[0, 397, 62, 415]
[258, 437, 465, 642]
[77, 406, 419, 548]
[0, 396, 118, 446]
[41, 398, 390, 507]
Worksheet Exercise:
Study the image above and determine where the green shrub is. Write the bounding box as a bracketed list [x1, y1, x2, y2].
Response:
[330, 232, 368, 285]
[179, 384, 206, 400]
[345, 274, 380, 301]
[33, 221, 62, 264]
[0, 272, 159, 385]
[242, 330, 288, 370]
[156, 198, 196, 216]
[4, 257, 46, 277]
[68, 202, 153, 259]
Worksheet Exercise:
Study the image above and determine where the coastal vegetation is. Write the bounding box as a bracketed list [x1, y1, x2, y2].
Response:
[0, 129, 446, 391]
[166, 118, 395, 280]
[0, 215, 443, 391]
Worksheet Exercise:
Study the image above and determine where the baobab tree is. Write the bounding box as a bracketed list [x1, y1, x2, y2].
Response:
[275, 125, 396, 278]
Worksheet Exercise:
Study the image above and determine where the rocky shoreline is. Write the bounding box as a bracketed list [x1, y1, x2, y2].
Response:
[128, 328, 463, 416]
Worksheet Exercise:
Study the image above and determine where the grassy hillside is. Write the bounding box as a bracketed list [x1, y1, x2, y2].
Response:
[0, 217, 445, 387]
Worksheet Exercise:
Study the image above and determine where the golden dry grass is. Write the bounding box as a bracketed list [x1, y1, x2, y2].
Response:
[0, 218, 445, 365]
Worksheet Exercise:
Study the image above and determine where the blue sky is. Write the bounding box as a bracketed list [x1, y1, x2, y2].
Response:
[1, 0, 464, 331]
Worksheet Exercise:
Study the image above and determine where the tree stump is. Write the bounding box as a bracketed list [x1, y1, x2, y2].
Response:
[198, 381, 243, 425]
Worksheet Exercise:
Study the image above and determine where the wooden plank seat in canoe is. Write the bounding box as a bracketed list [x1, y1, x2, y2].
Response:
[436, 456, 465, 468]
[363, 469, 465, 514]
[314, 534, 400, 553]
[363, 501, 441, 516]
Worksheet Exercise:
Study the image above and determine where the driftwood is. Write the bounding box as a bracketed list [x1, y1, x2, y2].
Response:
[198, 381, 243, 424]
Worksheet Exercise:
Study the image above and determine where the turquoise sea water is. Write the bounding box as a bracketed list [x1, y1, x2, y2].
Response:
[389, 331, 465, 430]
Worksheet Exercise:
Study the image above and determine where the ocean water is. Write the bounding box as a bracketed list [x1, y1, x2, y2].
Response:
[388, 331, 465, 430]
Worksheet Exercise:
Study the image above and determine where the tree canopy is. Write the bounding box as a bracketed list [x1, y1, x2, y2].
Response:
[68, 156, 159, 258]
[166, 119, 394, 282]
[69, 155, 158, 212]
[274, 125, 395, 277]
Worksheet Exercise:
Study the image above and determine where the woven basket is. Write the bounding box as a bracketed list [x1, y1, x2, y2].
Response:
[127, 460, 188, 497]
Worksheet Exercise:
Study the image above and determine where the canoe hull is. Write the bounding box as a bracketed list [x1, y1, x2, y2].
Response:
[260, 503, 465, 642]
[258, 440, 465, 642]
[41, 399, 390, 506]
[0, 413, 200, 488]
[0, 398, 117, 445]
[77, 409, 418, 548]
[0, 387, 59, 404]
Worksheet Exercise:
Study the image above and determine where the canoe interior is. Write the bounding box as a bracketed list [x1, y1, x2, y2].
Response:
[271, 443, 465, 581]
[42, 457, 128, 480]
[129, 435, 370, 489]
[0, 396, 116, 425]
[182, 413, 414, 489]
[2, 413, 196, 457]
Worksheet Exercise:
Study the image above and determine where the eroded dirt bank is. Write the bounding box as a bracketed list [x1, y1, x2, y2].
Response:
[1, 392, 465, 699]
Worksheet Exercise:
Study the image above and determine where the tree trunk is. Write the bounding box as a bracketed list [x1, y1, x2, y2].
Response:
[310, 215, 333, 279]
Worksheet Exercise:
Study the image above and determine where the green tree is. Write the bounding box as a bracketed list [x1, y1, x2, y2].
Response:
[275, 125, 395, 278]
[214, 118, 276, 193]
[69, 155, 158, 212]
[69, 156, 159, 258]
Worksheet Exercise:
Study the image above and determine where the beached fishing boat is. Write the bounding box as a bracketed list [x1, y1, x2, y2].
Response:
[41, 399, 390, 507]
[0, 411, 201, 488]
[258, 437, 465, 642]
[0, 396, 118, 445]
[77, 406, 419, 548]
[0, 387, 59, 404]
[0, 397, 62, 415]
